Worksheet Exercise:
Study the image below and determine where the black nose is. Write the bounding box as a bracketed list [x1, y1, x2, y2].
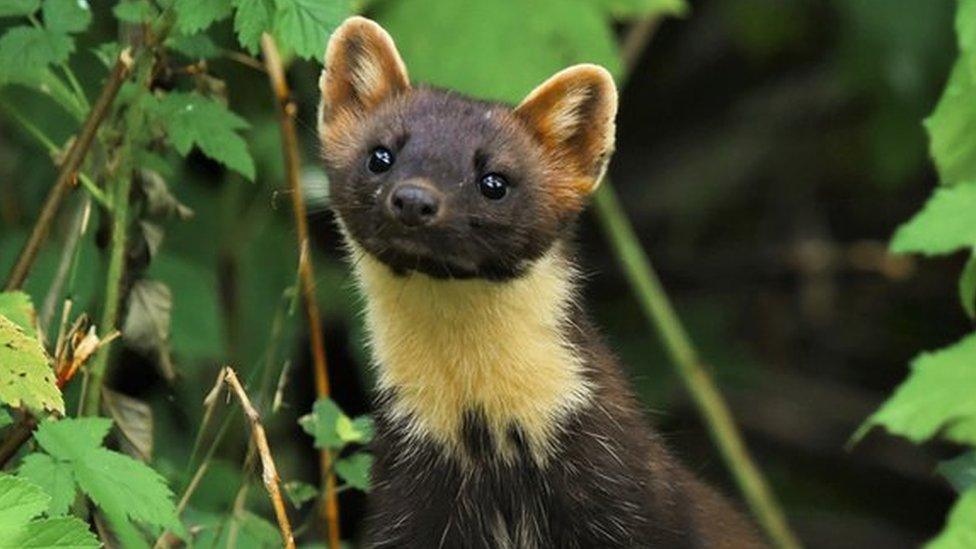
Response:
[388, 184, 441, 227]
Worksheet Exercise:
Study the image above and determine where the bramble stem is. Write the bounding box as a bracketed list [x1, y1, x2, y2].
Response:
[80, 164, 133, 416]
[260, 33, 341, 549]
[3, 49, 133, 292]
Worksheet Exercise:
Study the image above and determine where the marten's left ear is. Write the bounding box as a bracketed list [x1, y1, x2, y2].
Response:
[318, 16, 410, 128]
[514, 64, 617, 195]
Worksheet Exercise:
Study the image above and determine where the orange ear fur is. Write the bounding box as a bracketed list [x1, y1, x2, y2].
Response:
[318, 16, 410, 128]
[514, 64, 618, 196]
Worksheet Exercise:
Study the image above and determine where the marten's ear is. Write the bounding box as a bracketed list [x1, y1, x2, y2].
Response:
[514, 64, 617, 195]
[319, 16, 409, 127]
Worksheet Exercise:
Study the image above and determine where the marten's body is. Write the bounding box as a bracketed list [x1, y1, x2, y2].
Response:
[319, 17, 764, 548]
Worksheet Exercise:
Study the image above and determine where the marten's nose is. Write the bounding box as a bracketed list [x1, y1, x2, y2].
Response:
[387, 182, 442, 227]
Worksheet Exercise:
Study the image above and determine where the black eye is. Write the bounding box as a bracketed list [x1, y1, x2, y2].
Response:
[368, 147, 395, 173]
[479, 173, 508, 200]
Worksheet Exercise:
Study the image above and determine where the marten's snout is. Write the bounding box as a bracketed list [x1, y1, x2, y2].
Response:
[386, 180, 443, 227]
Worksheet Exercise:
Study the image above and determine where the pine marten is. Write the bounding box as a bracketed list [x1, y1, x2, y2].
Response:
[318, 16, 765, 548]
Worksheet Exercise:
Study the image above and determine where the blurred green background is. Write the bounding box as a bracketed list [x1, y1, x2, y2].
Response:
[0, 0, 967, 546]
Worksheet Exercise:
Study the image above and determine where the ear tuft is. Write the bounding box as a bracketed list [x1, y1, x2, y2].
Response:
[319, 16, 410, 127]
[514, 64, 618, 195]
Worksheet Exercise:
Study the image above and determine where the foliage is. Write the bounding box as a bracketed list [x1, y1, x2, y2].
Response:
[0, 305, 62, 415]
[300, 397, 375, 491]
[857, 0, 976, 545]
[22, 418, 182, 547]
[0, 474, 99, 548]
[370, 0, 684, 103]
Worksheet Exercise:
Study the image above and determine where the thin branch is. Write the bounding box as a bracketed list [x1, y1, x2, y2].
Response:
[593, 18, 801, 549]
[219, 367, 296, 549]
[3, 48, 134, 291]
[260, 32, 341, 549]
[40, 197, 92, 335]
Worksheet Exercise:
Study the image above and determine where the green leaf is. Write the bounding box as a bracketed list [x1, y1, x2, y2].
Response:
[0, 408, 11, 429]
[0, 291, 36, 337]
[272, 0, 348, 60]
[34, 417, 112, 460]
[112, 0, 154, 23]
[1, 516, 100, 548]
[857, 333, 976, 446]
[595, 0, 688, 18]
[42, 0, 91, 34]
[925, 59, 976, 185]
[283, 481, 318, 508]
[0, 0, 39, 17]
[73, 448, 181, 536]
[231, 0, 274, 53]
[0, 474, 97, 548]
[334, 452, 372, 491]
[168, 32, 219, 59]
[349, 415, 375, 444]
[17, 454, 76, 517]
[373, 0, 621, 103]
[890, 181, 976, 255]
[928, 488, 976, 548]
[0, 315, 63, 415]
[961, 252, 976, 319]
[34, 419, 180, 533]
[300, 397, 350, 450]
[939, 451, 976, 494]
[0, 474, 49, 533]
[154, 92, 255, 180]
[91, 41, 121, 68]
[0, 26, 74, 86]
[174, 0, 231, 34]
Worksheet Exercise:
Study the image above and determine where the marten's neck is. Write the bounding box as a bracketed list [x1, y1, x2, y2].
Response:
[352, 246, 592, 463]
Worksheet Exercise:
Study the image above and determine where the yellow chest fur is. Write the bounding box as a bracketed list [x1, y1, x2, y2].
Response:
[353, 249, 592, 461]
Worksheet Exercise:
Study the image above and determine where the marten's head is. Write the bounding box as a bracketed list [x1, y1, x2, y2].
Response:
[318, 17, 617, 280]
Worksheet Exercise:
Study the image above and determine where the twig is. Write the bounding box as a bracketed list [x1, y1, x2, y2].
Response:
[0, 417, 35, 469]
[219, 367, 296, 549]
[3, 48, 134, 291]
[221, 49, 267, 73]
[260, 33, 341, 549]
[593, 18, 801, 549]
[40, 197, 92, 335]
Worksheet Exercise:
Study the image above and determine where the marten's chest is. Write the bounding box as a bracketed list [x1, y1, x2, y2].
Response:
[354, 250, 592, 461]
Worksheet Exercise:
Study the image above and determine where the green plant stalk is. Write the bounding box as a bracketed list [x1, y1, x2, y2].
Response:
[592, 183, 800, 548]
[80, 166, 132, 416]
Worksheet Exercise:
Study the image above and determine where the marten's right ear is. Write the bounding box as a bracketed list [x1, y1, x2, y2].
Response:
[318, 16, 409, 128]
[514, 64, 617, 198]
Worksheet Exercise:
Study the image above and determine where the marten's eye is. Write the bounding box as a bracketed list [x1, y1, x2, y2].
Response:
[368, 147, 395, 173]
[479, 173, 508, 200]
